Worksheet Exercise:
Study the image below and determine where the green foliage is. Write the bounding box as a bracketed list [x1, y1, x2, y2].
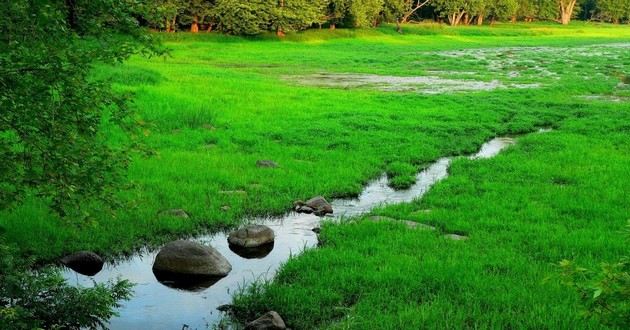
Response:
[0, 244, 133, 329]
[490, 0, 519, 19]
[348, 0, 386, 27]
[0, 1, 157, 216]
[557, 222, 630, 328]
[596, 0, 630, 23]
[272, 0, 329, 33]
[144, 0, 187, 31]
[214, 0, 272, 35]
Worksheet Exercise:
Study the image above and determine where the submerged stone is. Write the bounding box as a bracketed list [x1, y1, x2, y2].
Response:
[61, 251, 104, 276]
[153, 240, 232, 280]
[295, 196, 333, 216]
[229, 242, 274, 259]
[228, 225, 275, 248]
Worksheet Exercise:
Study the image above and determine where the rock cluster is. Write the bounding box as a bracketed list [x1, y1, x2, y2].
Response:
[294, 196, 333, 216]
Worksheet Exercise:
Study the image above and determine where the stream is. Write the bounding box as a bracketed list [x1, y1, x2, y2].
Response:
[62, 136, 519, 329]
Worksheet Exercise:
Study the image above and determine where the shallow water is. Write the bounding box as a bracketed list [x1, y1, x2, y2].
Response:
[287, 73, 540, 94]
[62, 136, 518, 330]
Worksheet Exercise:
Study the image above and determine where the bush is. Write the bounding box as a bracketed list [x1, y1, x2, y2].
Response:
[557, 222, 630, 328]
[0, 244, 133, 329]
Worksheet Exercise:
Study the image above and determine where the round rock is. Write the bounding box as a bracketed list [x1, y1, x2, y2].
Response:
[228, 225, 275, 248]
[152, 240, 232, 277]
[245, 311, 286, 330]
[61, 251, 104, 276]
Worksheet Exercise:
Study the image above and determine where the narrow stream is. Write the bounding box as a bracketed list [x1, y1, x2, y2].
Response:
[62, 136, 517, 329]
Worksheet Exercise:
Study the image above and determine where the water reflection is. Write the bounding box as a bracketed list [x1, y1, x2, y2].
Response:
[61, 136, 519, 330]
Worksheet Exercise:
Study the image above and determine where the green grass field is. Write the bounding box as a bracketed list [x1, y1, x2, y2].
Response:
[1, 22, 629, 327]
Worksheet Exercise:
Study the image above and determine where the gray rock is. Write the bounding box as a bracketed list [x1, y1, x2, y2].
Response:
[153, 240, 232, 276]
[312, 227, 321, 234]
[245, 311, 286, 330]
[158, 209, 189, 219]
[61, 251, 104, 276]
[228, 225, 275, 248]
[444, 234, 469, 241]
[256, 160, 279, 168]
[367, 216, 435, 230]
[295, 205, 314, 214]
[294, 196, 333, 216]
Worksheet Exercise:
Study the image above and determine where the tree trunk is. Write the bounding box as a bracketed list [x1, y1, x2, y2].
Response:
[276, 27, 285, 37]
[171, 16, 177, 32]
[330, 23, 336, 30]
[452, 11, 466, 26]
[396, 20, 402, 33]
[191, 15, 199, 33]
[477, 12, 484, 25]
[511, 16, 517, 23]
[559, 0, 576, 25]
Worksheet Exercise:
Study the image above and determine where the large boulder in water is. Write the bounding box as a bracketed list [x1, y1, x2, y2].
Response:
[152, 240, 232, 277]
[60, 251, 104, 276]
[245, 311, 286, 330]
[228, 225, 275, 248]
[295, 196, 333, 216]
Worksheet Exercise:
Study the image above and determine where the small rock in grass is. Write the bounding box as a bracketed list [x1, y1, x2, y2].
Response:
[219, 190, 247, 195]
[367, 216, 435, 230]
[61, 251, 104, 276]
[444, 234, 469, 241]
[221, 205, 231, 212]
[245, 311, 286, 330]
[228, 225, 275, 248]
[256, 160, 279, 168]
[158, 209, 190, 219]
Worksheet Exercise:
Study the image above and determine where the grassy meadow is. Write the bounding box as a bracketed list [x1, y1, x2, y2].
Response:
[1, 22, 629, 327]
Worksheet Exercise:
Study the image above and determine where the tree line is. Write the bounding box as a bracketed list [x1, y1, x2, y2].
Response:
[143, 0, 630, 35]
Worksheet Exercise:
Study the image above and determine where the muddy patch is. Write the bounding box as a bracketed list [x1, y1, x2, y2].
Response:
[287, 73, 538, 94]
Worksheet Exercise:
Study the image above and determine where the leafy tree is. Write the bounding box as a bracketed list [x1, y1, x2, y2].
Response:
[145, 0, 187, 32]
[559, 0, 580, 24]
[181, 0, 216, 32]
[272, 0, 328, 36]
[348, 0, 386, 27]
[536, 0, 560, 20]
[0, 243, 133, 329]
[327, 0, 352, 29]
[1, 0, 157, 217]
[384, 0, 432, 31]
[468, 0, 490, 25]
[214, 0, 272, 35]
[596, 0, 630, 23]
[517, 0, 538, 21]
[489, 0, 519, 22]
[433, 0, 470, 25]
